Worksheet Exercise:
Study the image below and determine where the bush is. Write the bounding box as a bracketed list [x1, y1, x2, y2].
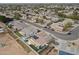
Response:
[8, 24, 13, 28]
[13, 13, 22, 20]
[63, 22, 72, 31]
[0, 15, 13, 23]
[30, 44, 39, 51]
[57, 12, 67, 18]
[68, 15, 79, 20]
[57, 12, 79, 20]
[0, 15, 6, 22]
[15, 31, 22, 37]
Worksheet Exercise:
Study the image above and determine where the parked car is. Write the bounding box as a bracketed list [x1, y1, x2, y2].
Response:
[67, 32, 71, 35]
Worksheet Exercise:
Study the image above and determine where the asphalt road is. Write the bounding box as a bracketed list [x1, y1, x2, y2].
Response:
[44, 27, 79, 40]
[23, 20, 79, 41]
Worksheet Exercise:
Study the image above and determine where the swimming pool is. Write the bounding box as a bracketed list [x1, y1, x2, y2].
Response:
[59, 50, 73, 55]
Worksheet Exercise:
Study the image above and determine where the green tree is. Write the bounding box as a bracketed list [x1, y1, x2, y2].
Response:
[0, 15, 6, 22]
[57, 12, 67, 18]
[73, 10, 78, 16]
[13, 13, 22, 20]
[8, 24, 13, 28]
[63, 22, 72, 31]
[36, 18, 44, 24]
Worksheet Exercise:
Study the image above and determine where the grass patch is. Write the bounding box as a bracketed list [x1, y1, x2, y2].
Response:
[15, 31, 22, 37]
[29, 44, 39, 51]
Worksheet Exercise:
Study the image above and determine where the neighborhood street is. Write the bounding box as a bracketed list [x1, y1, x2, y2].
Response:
[23, 20, 79, 41]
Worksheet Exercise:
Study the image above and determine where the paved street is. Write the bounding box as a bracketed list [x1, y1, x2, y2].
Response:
[23, 20, 79, 41]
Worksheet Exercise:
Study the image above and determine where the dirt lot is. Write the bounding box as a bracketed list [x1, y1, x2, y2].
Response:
[0, 22, 37, 55]
[0, 33, 29, 55]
